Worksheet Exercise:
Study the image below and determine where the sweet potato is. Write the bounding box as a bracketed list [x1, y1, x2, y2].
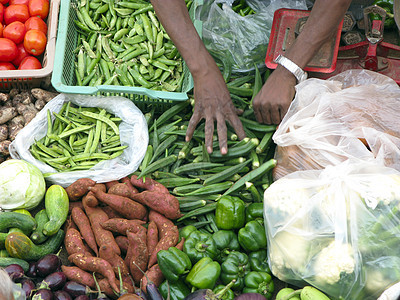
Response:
[108, 183, 133, 199]
[140, 264, 164, 293]
[101, 218, 146, 236]
[126, 227, 148, 283]
[115, 236, 129, 254]
[83, 193, 121, 255]
[99, 244, 130, 278]
[66, 178, 96, 201]
[129, 175, 182, 219]
[102, 205, 124, 219]
[64, 228, 93, 257]
[68, 253, 120, 293]
[147, 225, 179, 268]
[98, 278, 119, 299]
[84, 183, 106, 207]
[61, 265, 96, 288]
[72, 206, 99, 256]
[148, 210, 175, 239]
[175, 237, 185, 251]
[105, 180, 120, 191]
[68, 201, 84, 214]
[120, 177, 139, 196]
[89, 186, 147, 220]
[146, 221, 158, 258]
[63, 215, 77, 232]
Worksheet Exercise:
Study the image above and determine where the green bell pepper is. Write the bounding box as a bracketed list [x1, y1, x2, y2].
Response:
[179, 225, 197, 240]
[183, 230, 219, 264]
[245, 202, 264, 223]
[157, 247, 192, 282]
[212, 280, 237, 300]
[242, 271, 274, 299]
[238, 220, 267, 252]
[159, 280, 191, 300]
[186, 257, 221, 290]
[215, 195, 245, 230]
[220, 251, 251, 291]
[212, 230, 241, 262]
[249, 249, 271, 273]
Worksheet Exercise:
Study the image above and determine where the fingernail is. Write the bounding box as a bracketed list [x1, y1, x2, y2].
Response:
[221, 147, 227, 155]
[207, 147, 212, 153]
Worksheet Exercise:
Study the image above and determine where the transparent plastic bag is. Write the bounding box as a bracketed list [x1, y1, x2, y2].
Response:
[264, 159, 400, 300]
[9, 94, 149, 187]
[273, 69, 400, 180]
[195, 0, 307, 73]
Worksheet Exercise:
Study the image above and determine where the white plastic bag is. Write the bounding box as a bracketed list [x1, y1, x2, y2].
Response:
[264, 159, 400, 300]
[9, 94, 149, 187]
[196, 0, 307, 73]
[272, 69, 400, 180]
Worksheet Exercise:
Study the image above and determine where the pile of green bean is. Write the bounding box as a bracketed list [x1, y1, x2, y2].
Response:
[71, 0, 192, 91]
[217, 0, 256, 16]
[30, 103, 126, 173]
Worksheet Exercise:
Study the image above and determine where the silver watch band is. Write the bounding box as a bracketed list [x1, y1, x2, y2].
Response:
[274, 54, 308, 83]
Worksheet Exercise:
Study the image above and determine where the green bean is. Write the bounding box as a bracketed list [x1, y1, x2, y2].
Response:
[80, 111, 119, 135]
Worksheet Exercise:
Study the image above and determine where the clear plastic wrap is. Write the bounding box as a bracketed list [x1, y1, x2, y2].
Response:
[195, 0, 307, 73]
[273, 69, 400, 180]
[9, 94, 149, 187]
[264, 159, 400, 300]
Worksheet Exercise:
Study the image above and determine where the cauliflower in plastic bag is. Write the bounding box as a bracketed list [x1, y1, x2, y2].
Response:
[264, 159, 400, 300]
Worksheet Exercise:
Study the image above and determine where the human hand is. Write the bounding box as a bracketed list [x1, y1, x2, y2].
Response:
[186, 68, 246, 154]
[253, 67, 297, 124]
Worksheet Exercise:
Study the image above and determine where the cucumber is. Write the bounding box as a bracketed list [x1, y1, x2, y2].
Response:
[300, 286, 330, 300]
[0, 257, 29, 272]
[43, 185, 69, 236]
[0, 212, 37, 235]
[5, 230, 65, 261]
[30, 209, 49, 244]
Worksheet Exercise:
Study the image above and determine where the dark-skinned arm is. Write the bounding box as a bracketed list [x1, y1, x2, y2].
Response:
[253, 0, 353, 124]
[150, 0, 245, 154]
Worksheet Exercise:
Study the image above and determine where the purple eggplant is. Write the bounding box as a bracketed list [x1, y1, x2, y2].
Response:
[63, 281, 92, 298]
[5, 263, 25, 281]
[32, 288, 54, 300]
[38, 271, 67, 291]
[36, 254, 62, 277]
[75, 296, 90, 300]
[20, 278, 36, 298]
[27, 261, 38, 277]
[54, 290, 73, 300]
[234, 294, 266, 300]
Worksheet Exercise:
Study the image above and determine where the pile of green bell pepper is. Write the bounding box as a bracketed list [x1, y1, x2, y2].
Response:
[157, 197, 273, 300]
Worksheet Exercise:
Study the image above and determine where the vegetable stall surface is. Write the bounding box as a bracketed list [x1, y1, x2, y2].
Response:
[29, 103, 127, 172]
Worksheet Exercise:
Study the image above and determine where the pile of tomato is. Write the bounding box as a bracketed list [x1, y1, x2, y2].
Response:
[0, 0, 49, 70]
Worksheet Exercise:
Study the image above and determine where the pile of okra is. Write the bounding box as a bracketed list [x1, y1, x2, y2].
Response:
[135, 66, 276, 232]
[30, 103, 126, 173]
[72, 0, 193, 91]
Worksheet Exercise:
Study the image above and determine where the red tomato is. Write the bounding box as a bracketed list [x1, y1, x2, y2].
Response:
[4, 4, 29, 25]
[24, 16, 47, 34]
[0, 4, 4, 24]
[0, 0, 9, 5]
[28, 0, 49, 19]
[9, 0, 29, 5]
[3, 21, 25, 44]
[0, 37, 17, 61]
[18, 55, 41, 69]
[0, 61, 16, 70]
[23, 29, 46, 56]
[11, 42, 28, 66]
[0, 23, 3, 38]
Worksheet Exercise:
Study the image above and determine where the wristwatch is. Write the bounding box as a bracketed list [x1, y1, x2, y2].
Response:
[274, 54, 308, 83]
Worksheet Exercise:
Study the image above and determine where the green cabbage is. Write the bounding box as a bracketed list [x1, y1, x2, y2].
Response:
[0, 159, 46, 210]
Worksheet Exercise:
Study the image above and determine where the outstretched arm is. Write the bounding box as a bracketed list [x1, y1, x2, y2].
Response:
[150, 0, 245, 154]
[253, 0, 353, 124]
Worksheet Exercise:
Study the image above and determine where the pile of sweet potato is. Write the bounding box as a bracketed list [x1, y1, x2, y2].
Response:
[62, 175, 183, 299]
